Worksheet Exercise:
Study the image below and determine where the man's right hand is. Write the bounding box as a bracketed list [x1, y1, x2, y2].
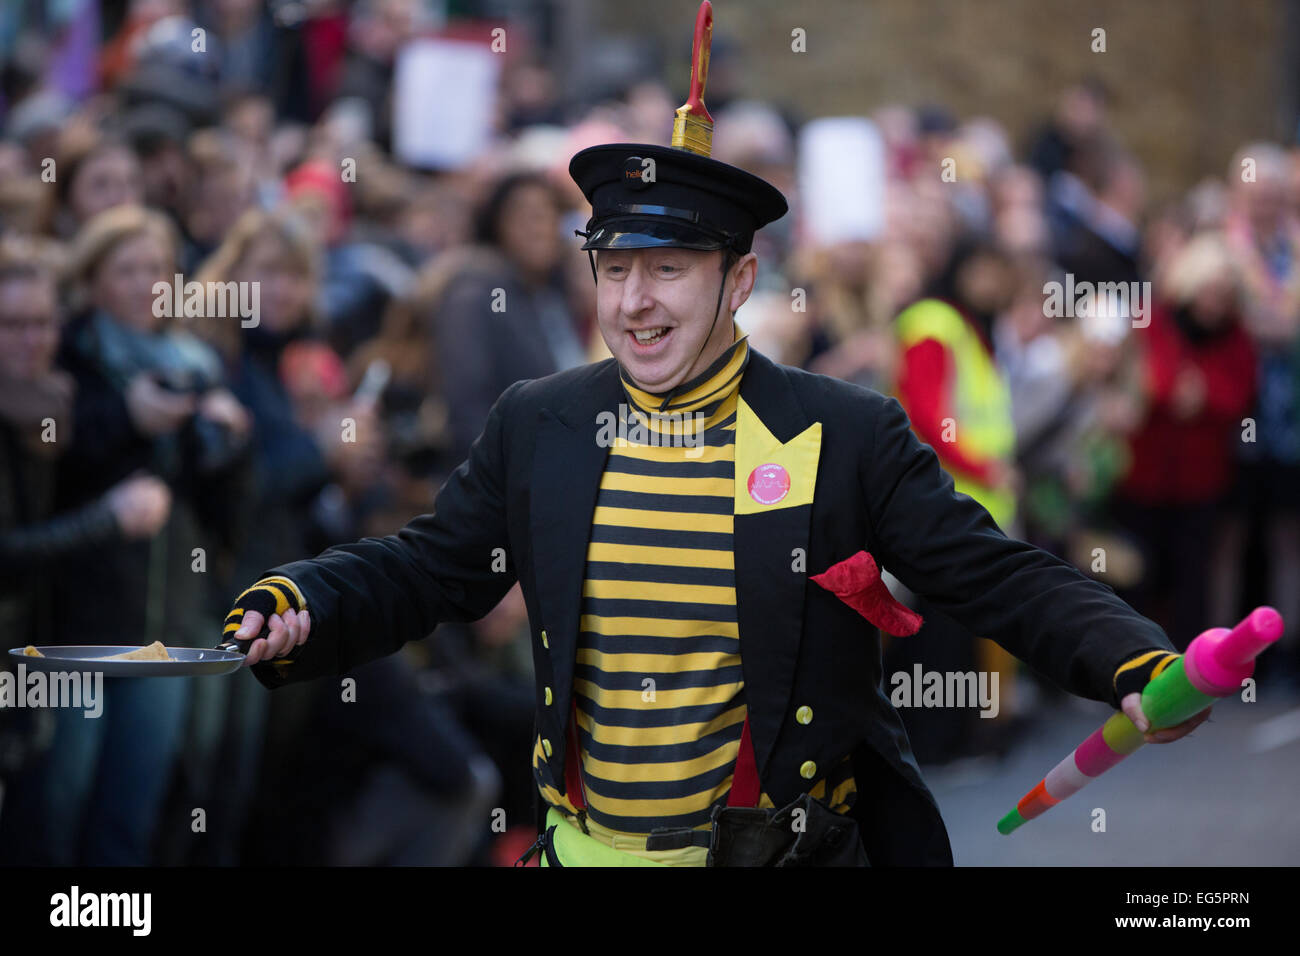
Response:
[235, 607, 310, 665]
[224, 577, 311, 666]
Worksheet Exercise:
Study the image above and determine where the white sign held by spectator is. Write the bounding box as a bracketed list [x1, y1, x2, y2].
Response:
[797, 117, 886, 245]
[394, 38, 501, 170]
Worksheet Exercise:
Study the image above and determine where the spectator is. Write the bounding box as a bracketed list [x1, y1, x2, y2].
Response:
[1027, 78, 1110, 183]
[1217, 142, 1300, 679]
[798, 241, 917, 392]
[335, 0, 428, 155]
[1113, 232, 1257, 651]
[51, 130, 144, 238]
[181, 126, 257, 273]
[0, 236, 175, 855]
[23, 204, 249, 865]
[0, 165, 53, 237]
[1051, 137, 1145, 288]
[422, 171, 588, 462]
[117, 101, 192, 227]
[0, 236, 174, 646]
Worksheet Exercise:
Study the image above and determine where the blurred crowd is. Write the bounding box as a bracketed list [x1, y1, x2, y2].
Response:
[1, 0, 1298, 866]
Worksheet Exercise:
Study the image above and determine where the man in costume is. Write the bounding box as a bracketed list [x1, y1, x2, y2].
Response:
[222, 2, 1206, 865]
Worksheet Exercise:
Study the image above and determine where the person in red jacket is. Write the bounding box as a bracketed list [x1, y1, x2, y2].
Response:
[1114, 233, 1257, 649]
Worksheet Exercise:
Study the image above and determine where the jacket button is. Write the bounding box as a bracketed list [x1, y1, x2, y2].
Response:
[542, 738, 553, 758]
[541, 630, 549, 648]
[796, 705, 813, 725]
[800, 760, 817, 779]
[545, 686, 553, 706]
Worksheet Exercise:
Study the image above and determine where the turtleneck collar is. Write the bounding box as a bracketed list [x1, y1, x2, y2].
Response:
[619, 320, 750, 423]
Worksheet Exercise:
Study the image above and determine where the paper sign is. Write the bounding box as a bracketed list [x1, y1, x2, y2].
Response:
[393, 37, 501, 170]
[797, 116, 886, 245]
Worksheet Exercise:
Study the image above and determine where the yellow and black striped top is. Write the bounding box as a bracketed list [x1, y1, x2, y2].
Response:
[532, 323, 857, 836]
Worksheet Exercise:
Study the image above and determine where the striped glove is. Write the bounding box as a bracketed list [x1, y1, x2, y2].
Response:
[1113, 648, 1181, 705]
[223, 575, 307, 644]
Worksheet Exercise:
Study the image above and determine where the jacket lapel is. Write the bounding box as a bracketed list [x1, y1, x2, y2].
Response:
[734, 350, 820, 778]
[529, 360, 620, 741]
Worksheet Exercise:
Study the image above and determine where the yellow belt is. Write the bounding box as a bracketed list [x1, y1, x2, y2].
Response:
[541, 807, 710, 867]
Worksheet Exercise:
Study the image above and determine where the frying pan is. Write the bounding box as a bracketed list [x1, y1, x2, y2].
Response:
[7, 638, 250, 677]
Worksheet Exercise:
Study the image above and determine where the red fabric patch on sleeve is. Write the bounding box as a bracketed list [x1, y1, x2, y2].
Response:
[810, 550, 923, 637]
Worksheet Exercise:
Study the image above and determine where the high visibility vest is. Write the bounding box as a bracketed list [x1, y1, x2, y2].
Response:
[894, 299, 1016, 530]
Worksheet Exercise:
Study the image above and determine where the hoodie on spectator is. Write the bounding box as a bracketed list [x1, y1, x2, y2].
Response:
[1119, 302, 1257, 506]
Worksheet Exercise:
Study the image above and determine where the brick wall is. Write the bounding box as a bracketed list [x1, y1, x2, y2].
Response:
[588, 0, 1297, 202]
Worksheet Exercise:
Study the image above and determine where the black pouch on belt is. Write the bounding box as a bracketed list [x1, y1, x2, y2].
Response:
[703, 792, 870, 866]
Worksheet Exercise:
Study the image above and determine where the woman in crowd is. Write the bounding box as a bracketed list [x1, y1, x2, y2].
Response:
[51, 131, 144, 239]
[0, 237, 172, 859]
[424, 171, 588, 464]
[6, 204, 251, 865]
[0, 235, 174, 641]
[797, 240, 920, 392]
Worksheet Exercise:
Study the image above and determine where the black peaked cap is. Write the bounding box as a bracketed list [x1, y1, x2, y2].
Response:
[569, 142, 788, 255]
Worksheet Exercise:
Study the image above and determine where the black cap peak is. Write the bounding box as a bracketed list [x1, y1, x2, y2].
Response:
[569, 142, 787, 255]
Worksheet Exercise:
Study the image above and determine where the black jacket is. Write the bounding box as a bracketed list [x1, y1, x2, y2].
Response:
[249, 347, 1174, 865]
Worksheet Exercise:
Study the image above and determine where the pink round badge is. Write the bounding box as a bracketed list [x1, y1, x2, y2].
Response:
[747, 463, 791, 505]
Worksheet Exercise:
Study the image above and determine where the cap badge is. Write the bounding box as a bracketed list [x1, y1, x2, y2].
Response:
[622, 156, 653, 190]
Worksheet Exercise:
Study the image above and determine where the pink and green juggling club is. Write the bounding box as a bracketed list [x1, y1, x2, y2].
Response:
[996, 606, 1283, 835]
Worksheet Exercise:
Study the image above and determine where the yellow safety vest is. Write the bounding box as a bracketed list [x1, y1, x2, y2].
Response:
[894, 299, 1016, 530]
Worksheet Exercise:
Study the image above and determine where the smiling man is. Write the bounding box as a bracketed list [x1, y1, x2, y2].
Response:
[219, 126, 1210, 866]
[594, 242, 745, 395]
[570, 141, 783, 403]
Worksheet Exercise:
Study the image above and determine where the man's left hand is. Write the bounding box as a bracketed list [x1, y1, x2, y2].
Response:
[1115, 648, 1212, 742]
[1120, 693, 1212, 743]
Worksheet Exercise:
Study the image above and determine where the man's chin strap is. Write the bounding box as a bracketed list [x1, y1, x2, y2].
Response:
[656, 263, 730, 413]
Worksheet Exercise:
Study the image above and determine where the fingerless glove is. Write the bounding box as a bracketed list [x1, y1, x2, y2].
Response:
[1113, 648, 1180, 703]
[223, 575, 307, 642]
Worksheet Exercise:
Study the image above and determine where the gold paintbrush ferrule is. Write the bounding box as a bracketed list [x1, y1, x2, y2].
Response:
[672, 107, 713, 156]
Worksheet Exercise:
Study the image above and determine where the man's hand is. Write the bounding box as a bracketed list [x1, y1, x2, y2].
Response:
[235, 607, 311, 666]
[1120, 693, 1212, 743]
[224, 576, 311, 666]
[1115, 647, 1211, 742]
